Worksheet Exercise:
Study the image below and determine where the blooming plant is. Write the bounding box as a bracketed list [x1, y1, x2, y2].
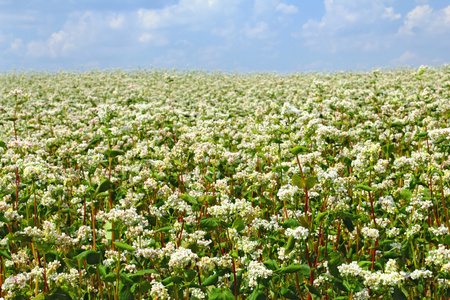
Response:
[0, 66, 450, 299]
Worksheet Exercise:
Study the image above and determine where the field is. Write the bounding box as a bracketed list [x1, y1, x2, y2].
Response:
[1, 66, 450, 299]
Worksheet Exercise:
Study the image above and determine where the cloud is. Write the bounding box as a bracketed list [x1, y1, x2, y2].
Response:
[25, 11, 127, 58]
[137, 0, 241, 30]
[398, 5, 450, 36]
[276, 3, 298, 14]
[243, 21, 273, 39]
[392, 51, 418, 64]
[138, 32, 169, 46]
[300, 0, 401, 51]
[382, 7, 401, 20]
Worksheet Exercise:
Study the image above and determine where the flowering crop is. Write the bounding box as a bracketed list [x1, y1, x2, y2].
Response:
[0, 65, 450, 299]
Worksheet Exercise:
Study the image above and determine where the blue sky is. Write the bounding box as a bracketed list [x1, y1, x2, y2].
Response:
[1, 0, 449, 72]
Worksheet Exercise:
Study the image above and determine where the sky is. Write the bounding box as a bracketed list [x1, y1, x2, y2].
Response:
[0, 0, 449, 72]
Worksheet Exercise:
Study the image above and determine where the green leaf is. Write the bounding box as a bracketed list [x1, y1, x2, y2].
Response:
[355, 184, 374, 192]
[283, 218, 301, 228]
[416, 132, 428, 138]
[119, 273, 134, 285]
[86, 251, 101, 265]
[260, 260, 278, 273]
[204, 175, 214, 183]
[105, 149, 125, 158]
[118, 284, 134, 300]
[104, 221, 112, 240]
[232, 217, 245, 232]
[400, 189, 412, 201]
[47, 287, 72, 300]
[155, 226, 172, 233]
[161, 275, 183, 285]
[307, 284, 321, 297]
[314, 211, 328, 223]
[130, 269, 158, 277]
[199, 195, 217, 205]
[104, 273, 117, 282]
[444, 236, 450, 246]
[292, 174, 305, 189]
[113, 242, 135, 251]
[248, 289, 267, 300]
[0, 250, 11, 260]
[199, 217, 219, 230]
[179, 193, 198, 205]
[276, 264, 310, 275]
[305, 176, 317, 189]
[203, 273, 219, 286]
[0, 141, 5, 149]
[209, 288, 236, 300]
[96, 178, 112, 194]
[393, 287, 408, 300]
[75, 250, 99, 261]
[289, 145, 310, 155]
[285, 236, 295, 254]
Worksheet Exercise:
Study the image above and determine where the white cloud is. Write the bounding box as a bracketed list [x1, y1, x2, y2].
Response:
[25, 11, 121, 58]
[109, 14, 125, 29]
[382, 7, 401, 20]
[138, 32, 169, 46]
[253, 0, 279, 15]
[394, 51, 418, 63]
[398, 5, 450, 36]
[276, 3, 298, 14]
[137, 0, 241, 30]
[243, 21, 274, 39]
[300, 0, 401, 51]
[10, 38, 23, 50]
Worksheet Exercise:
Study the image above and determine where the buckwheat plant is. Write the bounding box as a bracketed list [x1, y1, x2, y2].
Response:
[1, 65, 450, 299]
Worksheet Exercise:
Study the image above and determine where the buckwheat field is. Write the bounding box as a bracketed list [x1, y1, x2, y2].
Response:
[1, 65, 450, 299]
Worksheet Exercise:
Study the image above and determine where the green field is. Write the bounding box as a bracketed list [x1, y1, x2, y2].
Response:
[1, 66, 450, 299]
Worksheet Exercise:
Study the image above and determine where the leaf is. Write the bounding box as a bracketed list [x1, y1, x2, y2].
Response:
[0, 250, 11, 260]
[283, 218, 301, 228]
[86, 251, 101, 265]
[203, 273, 219, 286]
[118, 284, 134, 300]
[179, 193, 198, 205]
[113, 242, 135, 251]
[155, 226, 172, 233]
[199, 217, 219, 230]
[96, 178, 112, 194]
[307, 284, 321, 298]
[47, 287, 72, 300]
[400, 189, 412, 201]
[305, 176, 317, 189]
[204, 175, 214, 183]
[289, 145, 310, 155]
[105, 149, 125, 158]
[276, 264, 310, 275]
[161, 275, 184, 285]
[75, 250, 99, 261]
[314, 211, 328, 223]
[199, 195, 217, 205]
[355, 184, 373, 192]
[104, 221, 112, 240]
[209, 288, 236, 300]
[285, 236, 295, 254]
[263, 259, 279, 271]
[130, 269, 158, 277]
[104, 273, 117, 282]
[292, 174, 305, 189]
[248, 289, 267, 300]
[232, 217, 245, 232]
[393, 287, 408, 300]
